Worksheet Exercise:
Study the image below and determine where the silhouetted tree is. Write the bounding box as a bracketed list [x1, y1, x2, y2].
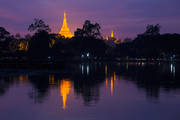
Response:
[0, 27, 13, 56]
[144, 24, 160, 36]
[9, 33, 22, 52]
[0, 27, 10, 41]
[28, 19, 51, 61]
[69, 20, 107, 59]
[114, 24, 180, 60]
[123, 38, 133, 43]
[75, 20, 102, 39]
[28, 18, 51, 33]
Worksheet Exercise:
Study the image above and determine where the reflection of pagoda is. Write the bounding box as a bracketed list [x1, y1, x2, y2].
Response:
[105, 65, 117, 96]
[60, 79, 71, 110]
[59, 12, 73, 38]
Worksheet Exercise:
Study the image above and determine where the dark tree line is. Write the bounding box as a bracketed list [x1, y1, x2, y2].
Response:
[0, 20, 180, 62]
[115, 24, 180, 60]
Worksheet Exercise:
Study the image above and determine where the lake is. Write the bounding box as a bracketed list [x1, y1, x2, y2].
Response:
[0, 62, 180, 120]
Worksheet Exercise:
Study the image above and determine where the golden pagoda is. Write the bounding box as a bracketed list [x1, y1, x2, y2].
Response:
[59, 12, 73, 38]
[105, 31, 114, 40]
[111, 30, 114, 38]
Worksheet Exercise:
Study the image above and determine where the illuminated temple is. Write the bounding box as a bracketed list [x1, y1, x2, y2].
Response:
[106, 30, 114, 40]
[59, 12, 73, 38]
[111, 30, 114, 38]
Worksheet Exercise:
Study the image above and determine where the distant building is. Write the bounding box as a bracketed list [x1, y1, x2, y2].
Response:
[105, 30, 122, 46]
[18, 41, 28, 51]
[59, 12, 73, 38]
[105, 30, 116, 40]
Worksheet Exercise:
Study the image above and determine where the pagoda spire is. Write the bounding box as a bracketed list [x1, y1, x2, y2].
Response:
[111, 30, 114, 38]
[59, 12, 73, 38]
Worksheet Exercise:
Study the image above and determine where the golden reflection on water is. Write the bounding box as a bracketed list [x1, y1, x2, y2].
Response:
[105, 65, 108, 88]
[114, 72, 116, 81]
[19, 75, 28, 84]
[106, 77, 108, 88]
[60, 79, 71, 110]
[110, 76, 114, 96]
[105, 65, 108, 75]
[105, 65, 117, 96]
[49, 74, 55, 85]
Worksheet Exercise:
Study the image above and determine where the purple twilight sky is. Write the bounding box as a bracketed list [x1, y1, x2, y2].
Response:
[0, 0, 180, 39]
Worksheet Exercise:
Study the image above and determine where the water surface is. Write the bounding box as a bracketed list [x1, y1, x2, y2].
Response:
[0, 63, 180, 120]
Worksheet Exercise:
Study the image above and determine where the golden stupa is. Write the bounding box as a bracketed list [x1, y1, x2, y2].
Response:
[59, 12, 73, 38]
[111, 30, 114, 38]
[106, 30, 114, 40]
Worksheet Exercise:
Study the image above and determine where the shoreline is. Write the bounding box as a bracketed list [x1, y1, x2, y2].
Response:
[0, 59, 178, 69]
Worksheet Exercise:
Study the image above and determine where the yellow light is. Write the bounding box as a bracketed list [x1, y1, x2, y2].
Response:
[19, 75, 28, 84]
[105, 65, 108, 88]
[59, 12, 73, 38]
[19, 75, 24, 84]
[49, 74, 55, 85]
[52, 39, 55, 45]
[60, 79, 71, 110]
[19, 41, 28, 51]
[106, 36, 109, 40]
[111, 30, 114, 38]
[111, 76, 114, 96]
[114, 72, 116, 81]
[49, 40, 55, 48]
[105, 65, 108, 76]
[106, 77, 108, 88]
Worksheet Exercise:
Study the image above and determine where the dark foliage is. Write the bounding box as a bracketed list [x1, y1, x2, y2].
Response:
[28, 18, 51, 33]
[1, 22, 180, 62]
[28, 30, 51, 60]
[69, 37, 107, 58]
[115, 24, 180, 59]
[74, 20, 102, 39]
